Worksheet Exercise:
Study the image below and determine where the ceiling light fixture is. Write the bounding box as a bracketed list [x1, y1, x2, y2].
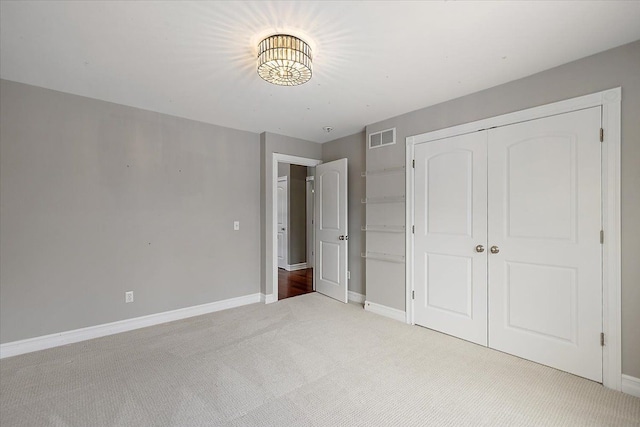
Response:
[257, 34, 312, 86]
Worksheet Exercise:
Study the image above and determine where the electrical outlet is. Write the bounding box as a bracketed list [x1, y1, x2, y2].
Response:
[125, 291, 134, 303]
[233, 221, 240, 230]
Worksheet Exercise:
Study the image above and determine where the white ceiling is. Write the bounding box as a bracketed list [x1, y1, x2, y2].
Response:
[2, 1, 639, 143]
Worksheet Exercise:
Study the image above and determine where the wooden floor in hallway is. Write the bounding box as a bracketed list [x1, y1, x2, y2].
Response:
[278, 268, 314, 300]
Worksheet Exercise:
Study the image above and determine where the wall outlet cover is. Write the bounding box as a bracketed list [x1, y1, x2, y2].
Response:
[125, 291, 134, 303]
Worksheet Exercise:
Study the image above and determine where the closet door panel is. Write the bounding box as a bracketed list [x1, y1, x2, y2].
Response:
[414, 131, 488, 346]
[488, 107, 602, 382]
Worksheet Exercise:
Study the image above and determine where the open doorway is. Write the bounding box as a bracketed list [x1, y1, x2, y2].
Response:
[270, 153, 348, 304]
[277, 163, 315, 300]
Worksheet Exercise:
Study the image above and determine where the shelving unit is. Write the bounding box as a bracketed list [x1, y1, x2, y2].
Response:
[361, 251, 405, 264]
[363, 129, 406, 307]
[362, 155, 406, 276]
[361, 225, 405, 233]
[361, 165, 405, 177]
[361, 196, 405, 204]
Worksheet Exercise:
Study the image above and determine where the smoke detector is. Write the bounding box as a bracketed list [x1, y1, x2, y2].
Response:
[322, 126, 334, 133]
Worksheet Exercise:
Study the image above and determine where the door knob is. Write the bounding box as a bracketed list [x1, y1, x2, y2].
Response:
[338, 235, 349, 241]
[475, 245, 485, 253]
[490, 245, 500, 254]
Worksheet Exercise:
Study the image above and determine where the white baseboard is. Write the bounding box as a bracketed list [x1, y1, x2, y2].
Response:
[364, 300, 406, 322]
[261, 293, 277, 304]
[0, 293, 261, 359]
[348, 291, 365, 304]
[621, 374, 640, 398]
[285, 263, 308, 271]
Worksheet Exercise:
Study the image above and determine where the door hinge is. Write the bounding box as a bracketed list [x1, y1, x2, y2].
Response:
[412, 290, 415, 300]
[600, 332, 605, 347]
[600, 128, 604, 142]
[412, 159, 415, 168]
[600, 230, 604, 244]
[412, 225, 415, 234]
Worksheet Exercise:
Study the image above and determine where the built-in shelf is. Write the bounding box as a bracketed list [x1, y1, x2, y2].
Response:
[361, 225, 405, 233]
[361, 251, 405, 264]
[361, 165, 405, 177]
[361, 196, 405, 204]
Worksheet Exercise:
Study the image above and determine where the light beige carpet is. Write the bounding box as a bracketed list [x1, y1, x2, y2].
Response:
[1, 292, 639, 426]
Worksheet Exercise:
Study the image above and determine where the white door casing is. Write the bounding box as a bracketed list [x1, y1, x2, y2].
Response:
[410, 107, 604, 383]
[277, 176, 288, 270]
[488, 107, 603, 382]
[407, 88, 621, 390]
[271, 154, 322, 304]
[315, 158, 348, 303]
[413, 131, 488, 345]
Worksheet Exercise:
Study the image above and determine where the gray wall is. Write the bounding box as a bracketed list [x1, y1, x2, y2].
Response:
[323, 131, 366, 297]
[0, 79, 261, 343]
[365, 40, 640, 377]
[260, 132, 322, 297]
[277, 163, 289, 178]
[288, 165, 307, 265]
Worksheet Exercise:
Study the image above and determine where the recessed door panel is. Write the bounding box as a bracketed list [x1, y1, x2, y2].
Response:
[320, 241, 341, 286]
[426, 253, 472, 317]
[506, 262, 576, 343]
[320, 170, 340, 231]
[427, 151, 473, 237]
[507, 137, 576, 241]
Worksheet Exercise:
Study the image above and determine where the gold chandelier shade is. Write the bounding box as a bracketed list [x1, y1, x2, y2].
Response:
[257, 34, 312, 86]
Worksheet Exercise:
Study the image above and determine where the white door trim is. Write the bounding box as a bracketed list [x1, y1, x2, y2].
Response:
[406, 87, 622, 391]
[271, 153, 322, 304]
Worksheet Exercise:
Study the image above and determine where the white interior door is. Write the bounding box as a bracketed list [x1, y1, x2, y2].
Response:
[413, 132, 488, 345]
[315, 158, 348, 303]
[488, 107, 603, 382]
[277, 176, 288, 269]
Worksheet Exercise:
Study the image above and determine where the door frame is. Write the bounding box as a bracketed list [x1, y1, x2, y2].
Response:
[405, 88, 622, 391]
[271, 153, 322, 303]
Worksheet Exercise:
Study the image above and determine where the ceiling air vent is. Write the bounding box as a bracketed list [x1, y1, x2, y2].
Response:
[369, 128, 396, 149]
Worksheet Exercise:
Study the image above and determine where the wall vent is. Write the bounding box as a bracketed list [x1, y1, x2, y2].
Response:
[369, 128, 396, 149]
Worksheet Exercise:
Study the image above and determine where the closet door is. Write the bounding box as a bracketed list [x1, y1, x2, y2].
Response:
[487, 107, 602, 382]
[414, 132, 488, 345]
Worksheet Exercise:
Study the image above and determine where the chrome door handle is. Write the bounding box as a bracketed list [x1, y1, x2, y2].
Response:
[490, 245, 500, 254]
[475, 245, 485, 253]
